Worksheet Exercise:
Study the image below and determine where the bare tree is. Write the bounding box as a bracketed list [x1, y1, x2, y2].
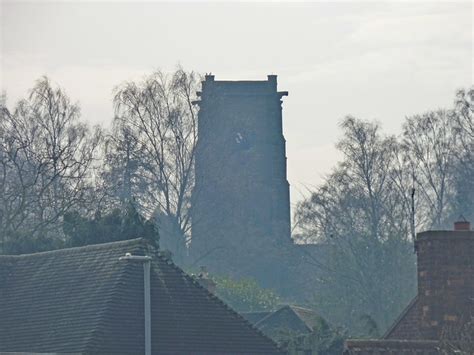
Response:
[102, 121, 143, 206]
[450, 88, 474, 221]
[402, 110, 457, 229]
[295, 117, 416, 334]
[0, 77, 102, 253]
[453, 87, 474, 144]
[111, 68, 200, 261]
[294, 91, 473, 335]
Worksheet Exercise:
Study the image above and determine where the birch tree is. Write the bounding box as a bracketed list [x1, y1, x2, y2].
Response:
[295, 117, 416, 334]
[402, 110, 457, 229]
[111, 68, 200, 262]
[0, 77, 101, 253]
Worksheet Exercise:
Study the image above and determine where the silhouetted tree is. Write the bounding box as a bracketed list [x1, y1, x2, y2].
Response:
[0, 77, 101, 254]
[63, 201, 159, 247]
[110, 68, 200, 262]
[402, 110, 457, 228]
[295, 117, 416, 334]
[450, 88, 474, 221]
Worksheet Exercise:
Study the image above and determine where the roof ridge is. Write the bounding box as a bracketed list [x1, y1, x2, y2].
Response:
[255, 305, 315, 333]
[0, 238, 145, 258]
[254, 306, 290, 328]
[288, 304, 315, 312]
[86, 240, 147, 352]
[288, 305, 318, 331]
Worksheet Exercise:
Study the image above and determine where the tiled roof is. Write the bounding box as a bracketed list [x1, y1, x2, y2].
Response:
[383, 296, 422, 340]
[0, 238, 282, 354]
[288, 305, 323, 331]
[253, 305, 323, 337]
[241, 312, 272, 325]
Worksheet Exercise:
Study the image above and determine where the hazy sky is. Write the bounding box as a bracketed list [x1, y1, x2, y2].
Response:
[1, 1, 472, 206]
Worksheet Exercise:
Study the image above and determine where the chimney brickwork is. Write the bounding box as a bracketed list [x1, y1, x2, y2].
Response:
[415, 227, 474, 338]
[346, 221, 474, 353]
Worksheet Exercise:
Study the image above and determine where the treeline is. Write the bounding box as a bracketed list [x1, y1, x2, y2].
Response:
[294, 89, 474, 334]
[0, 69, 200, 255]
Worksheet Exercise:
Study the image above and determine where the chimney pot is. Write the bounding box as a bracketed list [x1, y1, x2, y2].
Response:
[454, 220, 470, 231]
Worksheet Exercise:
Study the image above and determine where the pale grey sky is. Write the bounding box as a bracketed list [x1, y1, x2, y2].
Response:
[1, 1, 472, 206]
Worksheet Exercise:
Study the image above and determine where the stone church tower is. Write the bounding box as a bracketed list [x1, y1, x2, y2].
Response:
[191, 75, 292, 288]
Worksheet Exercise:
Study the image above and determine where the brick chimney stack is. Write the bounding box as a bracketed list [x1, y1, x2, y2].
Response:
[454, 220, 471, 231]
[414, 220, 474, 338]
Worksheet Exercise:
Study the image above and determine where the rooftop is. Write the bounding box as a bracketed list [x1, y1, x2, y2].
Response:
[0, 238, 282, 354]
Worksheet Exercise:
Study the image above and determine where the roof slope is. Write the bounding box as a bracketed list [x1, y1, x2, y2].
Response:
[0, 238, 282, 354]
[254, 305, 323, 338]
[383, 296, 422, 340]
[241, 311, 272, 324]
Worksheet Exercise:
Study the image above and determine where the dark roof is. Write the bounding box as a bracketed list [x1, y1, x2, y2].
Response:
[241, 311, 272, 324]
[287, 305, 323, 331]
[253, 305, 323, 338]
[0, 238, 282, 354]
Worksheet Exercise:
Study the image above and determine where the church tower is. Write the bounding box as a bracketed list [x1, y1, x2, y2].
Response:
[191, 75, 291, 287]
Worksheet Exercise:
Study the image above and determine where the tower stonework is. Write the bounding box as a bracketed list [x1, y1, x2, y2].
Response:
[191, 75, 292, 287]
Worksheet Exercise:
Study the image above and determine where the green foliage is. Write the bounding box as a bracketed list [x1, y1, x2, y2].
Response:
[63, 202, 159, 247]
[277, 317, 345, 355]
[213, 275, 281, 312]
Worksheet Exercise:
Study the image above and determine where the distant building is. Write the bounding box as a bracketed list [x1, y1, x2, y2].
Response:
[191, 75, 292, 289]
[0, 238, 282, 354]
[243, 305, 324, 339]
[345, 220, 474, 354]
